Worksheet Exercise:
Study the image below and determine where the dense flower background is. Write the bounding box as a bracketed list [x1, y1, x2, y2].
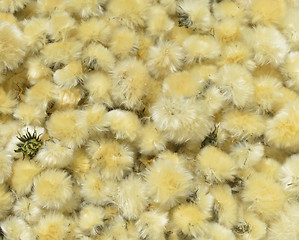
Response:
[0, 0, 299, 239]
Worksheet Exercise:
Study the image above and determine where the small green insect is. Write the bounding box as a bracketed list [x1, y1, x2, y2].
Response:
[14, 129, 42, 159]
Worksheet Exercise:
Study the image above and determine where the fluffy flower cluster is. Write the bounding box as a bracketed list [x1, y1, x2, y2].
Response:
[0, 0, 299, 239]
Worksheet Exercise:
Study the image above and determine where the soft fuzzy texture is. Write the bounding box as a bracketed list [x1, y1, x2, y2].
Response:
[46, 109, 89, 148]
[9, 159, 43, 196]
[82, 42, 115, 72]
[150, 96, 212, 143]
[0, 0, 299, 239]
[163, 71, 200, 98]
[13, 197, 42, 224]
[35, 139, 74, 168]
[265, 100, 299, 151]
[116, 175, 148, 220]
[0, 22, 26, 73]
[281, 52, 299, 91]
[0, 87, 17, 114]
[80, 170, 116, 205]
[171, 203, 209, 238]
[249, 25, 289, 67]
[1, 216, 35, 240]
[183, 34, 221, 63]
[230, 142, 264, 169]
[145, 156, 193, 208]
[137, 122, 167, 155]
[210, 184, 238, 228]
[215, 64, 254, 108]
[53, 61, 83, 89]
[136, 210, 168, 240]
[111, 58, 150, 110]
[0, 184, 13, 220]
[206, 223, 236, 240]
[197, 146, 236, 183]
[0, 151, 12, 184]
[106, 109, 142, 142]
[147, 40, 184, 79]
[177, 0, 212, 32]
[242, 173, 286, 222]
[32, 169, 73, 209]
[34, 212, 70, 240]
[279, 154, 299, 201]
[86, 139, 134, 180]
[78, 205, 105, 236]
[109, 26, 139, 59]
